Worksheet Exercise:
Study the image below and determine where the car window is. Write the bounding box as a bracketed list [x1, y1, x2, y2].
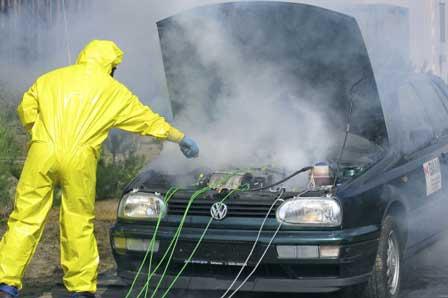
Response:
[431, 78, 448, 133]
[393, 76, 448, 154]
[396, 84, 434, 153]
[410, 79, 448, 136]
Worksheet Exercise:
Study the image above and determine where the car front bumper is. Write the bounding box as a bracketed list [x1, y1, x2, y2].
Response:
[111, 222, 379, 293]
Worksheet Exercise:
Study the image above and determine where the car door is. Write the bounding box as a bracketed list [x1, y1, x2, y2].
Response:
[393, 76, 448, 250]
[401, 142, 448, 249]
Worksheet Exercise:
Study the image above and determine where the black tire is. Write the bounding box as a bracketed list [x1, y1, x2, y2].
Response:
[340, 216, 402, 298]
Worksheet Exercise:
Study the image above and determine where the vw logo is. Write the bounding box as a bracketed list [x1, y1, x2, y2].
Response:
[210, 202, 228, 221]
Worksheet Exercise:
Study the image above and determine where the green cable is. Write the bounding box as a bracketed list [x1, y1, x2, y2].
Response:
[137, 227, 182, 297]
[149, 187, 211, 298]
[144, 187, 179, 298]
[128, 170, 251, 297]
[136, 221, 184, 297]
[124, 187, 178, 298]
[161, 217, 213, 298]
[159, 188, 241, 298]
[151, 185, 248, 297]
[142, 186, 187, 297]
[137, 187, 209, 297]
[135, 187, 210, 298]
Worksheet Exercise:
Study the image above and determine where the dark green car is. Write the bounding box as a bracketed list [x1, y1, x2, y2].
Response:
[111, 2, 448, 298]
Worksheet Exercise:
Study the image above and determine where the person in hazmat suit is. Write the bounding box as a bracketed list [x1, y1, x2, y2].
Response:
[0, 40, 199, 298]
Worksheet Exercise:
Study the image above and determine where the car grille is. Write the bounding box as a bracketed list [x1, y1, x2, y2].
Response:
[168, 199, 282, 218]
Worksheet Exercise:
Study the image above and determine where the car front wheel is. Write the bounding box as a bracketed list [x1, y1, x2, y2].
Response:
[340, 215, 402, 298]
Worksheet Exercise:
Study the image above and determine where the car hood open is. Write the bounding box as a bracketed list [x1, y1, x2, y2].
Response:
[157, 1, 388, 146]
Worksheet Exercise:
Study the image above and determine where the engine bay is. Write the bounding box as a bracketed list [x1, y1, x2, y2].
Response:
[125, 161, 368, 195]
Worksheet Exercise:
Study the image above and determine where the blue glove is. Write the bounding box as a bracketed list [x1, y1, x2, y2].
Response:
[179, 136, 199, 159]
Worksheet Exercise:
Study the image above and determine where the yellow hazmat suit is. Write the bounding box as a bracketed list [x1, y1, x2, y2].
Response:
[0, 40, 184, 293]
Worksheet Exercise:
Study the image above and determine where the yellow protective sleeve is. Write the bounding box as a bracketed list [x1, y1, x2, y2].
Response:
[17, 82, 39, 131]
[113, 91, 185, 143]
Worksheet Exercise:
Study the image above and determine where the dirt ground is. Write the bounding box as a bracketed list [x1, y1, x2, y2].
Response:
[0, 199, 119, 297]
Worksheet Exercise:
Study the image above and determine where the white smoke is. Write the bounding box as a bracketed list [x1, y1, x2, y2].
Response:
[0, 0, 410, 177]
[149, 12, 336, 174]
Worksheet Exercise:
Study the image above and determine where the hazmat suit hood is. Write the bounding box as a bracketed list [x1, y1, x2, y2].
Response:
[76, 40, 124, 74]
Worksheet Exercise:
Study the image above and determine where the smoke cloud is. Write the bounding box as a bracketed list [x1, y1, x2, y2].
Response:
[0, 1, 409, 182]
[150, 9, 339, 175]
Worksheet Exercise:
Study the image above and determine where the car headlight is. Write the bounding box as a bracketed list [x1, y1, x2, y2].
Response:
[118, 192, 167, 220]
[276, 196, 342, 227]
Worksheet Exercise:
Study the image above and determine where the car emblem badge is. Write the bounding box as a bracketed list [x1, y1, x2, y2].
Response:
[210, 202, 228, 221]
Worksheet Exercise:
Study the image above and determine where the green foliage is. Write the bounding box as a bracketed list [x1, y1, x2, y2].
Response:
[0, 101, 24, 217]
[96, 153, 145, 200]
[96, 130, 147, 199]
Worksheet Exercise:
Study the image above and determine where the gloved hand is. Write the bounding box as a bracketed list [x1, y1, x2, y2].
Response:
[179, 136, 199, 158]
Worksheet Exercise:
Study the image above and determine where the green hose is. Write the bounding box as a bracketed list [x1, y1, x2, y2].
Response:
[124, 187, 178, 298]
[144, 187, 179, 298]
[121, 163, 308, 297]
[149, 187, 211, 298]
[125, 169, 252, 298]
[161, 218, 213, 298]
[134, 187, 210, 298]
[159, 188, 241, 298]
